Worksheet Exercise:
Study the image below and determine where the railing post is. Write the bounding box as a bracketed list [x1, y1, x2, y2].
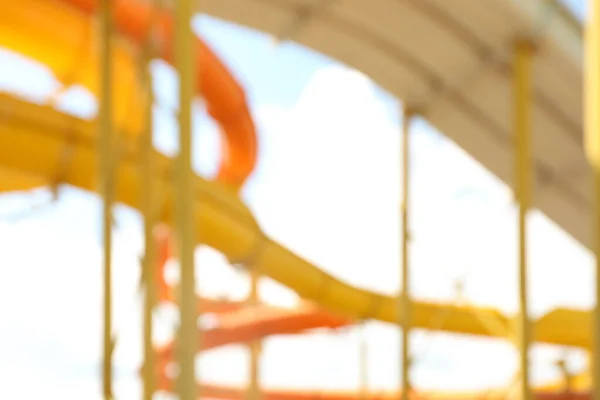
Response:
[174, 0, 198, 398]
[99, 0, 115, 398]
[585, 2, 600, 400]
[399, 105, 414, 400]
[513, 38, 535, 400]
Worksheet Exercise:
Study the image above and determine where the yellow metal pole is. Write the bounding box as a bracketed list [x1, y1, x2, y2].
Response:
[140, 7, 158, 400]
[174, 0, 197, 398]
[400, 106, 413, 400]
[585, 2, 600, 400]
[99, 0, 115, 399]
[514, 38, 534, 400]
[246, 268, 261, 400]
[359, 322, 368, 400]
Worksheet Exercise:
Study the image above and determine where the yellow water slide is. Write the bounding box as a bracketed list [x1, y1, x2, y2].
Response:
[0, 0, 258, 188]
[0, 0, 591, 354]
[1, 0, 593, 398]
[0, 93, 591, 349]
[0, 0, 145, 135]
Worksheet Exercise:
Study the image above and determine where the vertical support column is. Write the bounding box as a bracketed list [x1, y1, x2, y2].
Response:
[358, 322, 368, 400]
[585, 2, 600, 400]
[399, 105, 413, 400]
[141, 11, 157, 400]
[514, 38, 534, 400]
[247, 268, 261, 400]
[174, 0, 197, 398]
[98, 0, 114, 399]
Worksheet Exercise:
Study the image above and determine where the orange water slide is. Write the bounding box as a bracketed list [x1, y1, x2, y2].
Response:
[0, 0, 257, 188]
[157, 303, 348, 354]
[154, 382, 587, 400]
[59, 0, 257, 187]
[154, 227, 351, 391]
[155, 298, 350, 391]
[153, 230, 582, 400]
[154, 302, 350, 392]
[155, 306, 584, 400]
[154, 225, 350, 330]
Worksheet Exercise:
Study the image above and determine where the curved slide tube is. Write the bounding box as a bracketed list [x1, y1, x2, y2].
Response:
[152, 226, 350, 390]
[153, 225, 350, 328]
[152, 227, 582, 398]
[0, 0, 257, 188]
[0, 0, 145, 134]
[155, 303, 350, 387]
[153, 384, 588, 400]
[0, 94, 592, 350]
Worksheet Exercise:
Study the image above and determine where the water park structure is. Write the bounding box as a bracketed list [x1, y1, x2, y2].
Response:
[2, 0, 600, 400]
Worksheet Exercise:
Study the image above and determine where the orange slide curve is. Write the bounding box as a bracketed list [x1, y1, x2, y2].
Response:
[155, 385, 589, 400]
[0, 0, 257, 188]
[64, 0, 258, 188]
[153, 227, 351, 391]
[153, 225, 350, 337]
[152, 230, 584, 400]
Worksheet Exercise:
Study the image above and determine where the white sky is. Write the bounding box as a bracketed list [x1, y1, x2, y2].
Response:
[0, 6, 595, 398]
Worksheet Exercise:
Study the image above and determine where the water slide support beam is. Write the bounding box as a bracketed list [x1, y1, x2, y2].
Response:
[99, 0, 115, 398]
[359, 322, 369, 400]
[585, 1, 600, 400]
[174, 0, 197, 398]
[247, 266, 262, 400]
[514, 38, 534, 400]
[141, 5, 158, 399]
[400, 105, 413, 400]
